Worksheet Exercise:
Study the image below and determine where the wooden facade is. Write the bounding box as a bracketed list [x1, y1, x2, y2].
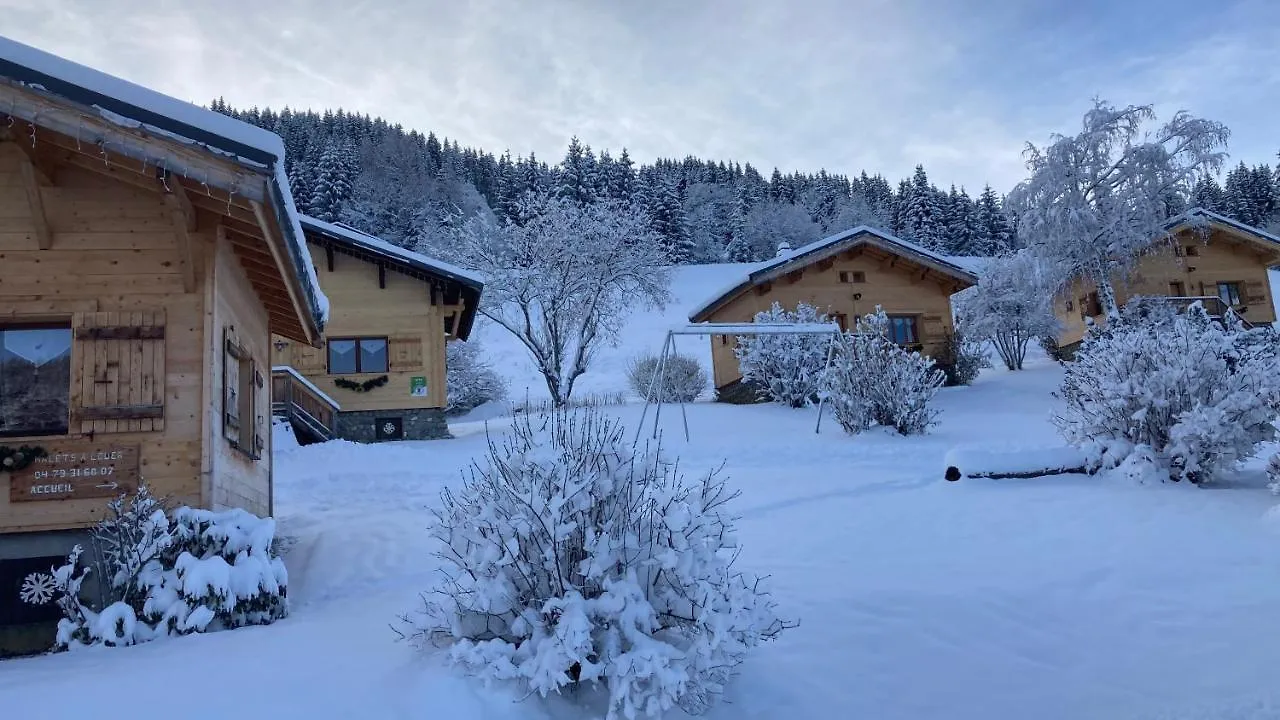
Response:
[1054, 214, 1280, 348]
[0, 61, 323, 534]
[270, 218, 482, 441]
[690, 228, 977, 390]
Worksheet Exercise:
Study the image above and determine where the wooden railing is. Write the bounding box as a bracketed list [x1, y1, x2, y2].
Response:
[271, 366, 339, 444]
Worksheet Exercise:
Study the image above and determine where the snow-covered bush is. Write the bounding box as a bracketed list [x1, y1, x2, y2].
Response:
[627, 351, 707, 402]
[734, 301, 835, 408]
[400, 406, 790, 719]
[960, 251, 1058, 371]
[1055, 300, 1280, 483]
[1267, 452, 1280, 495]
[826, 308, 946, 435]
[936, 327, 989, 386]
[446, 339, 508, 415]
[20, 485, 288, 651]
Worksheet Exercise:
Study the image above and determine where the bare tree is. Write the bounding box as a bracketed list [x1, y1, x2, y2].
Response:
[958, 251, 1059, 370]
[1006, 100, 1229, 317]
[456, 192, 671, 406]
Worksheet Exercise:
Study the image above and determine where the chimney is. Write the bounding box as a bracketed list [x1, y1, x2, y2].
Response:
[776, 241, 793, 258]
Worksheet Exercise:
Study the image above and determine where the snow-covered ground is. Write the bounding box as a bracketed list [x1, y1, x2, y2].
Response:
[4, 264, 1280, 719]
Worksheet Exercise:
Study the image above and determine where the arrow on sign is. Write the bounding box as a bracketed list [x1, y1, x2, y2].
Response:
[95, 482, 119, 490]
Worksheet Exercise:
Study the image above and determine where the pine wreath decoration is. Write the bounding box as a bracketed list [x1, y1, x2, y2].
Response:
[0, 444, 49, 472]
[334, 375, 389, 393]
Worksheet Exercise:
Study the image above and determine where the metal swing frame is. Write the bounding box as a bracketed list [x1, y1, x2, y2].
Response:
[634, 322, 845, 444]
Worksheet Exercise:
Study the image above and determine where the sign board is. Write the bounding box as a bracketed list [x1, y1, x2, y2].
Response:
[7, 444, 140, 503]
[410, 376, 428, 397]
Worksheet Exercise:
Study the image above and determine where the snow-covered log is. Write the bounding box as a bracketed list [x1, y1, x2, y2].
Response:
[943, 445, 1091, 480]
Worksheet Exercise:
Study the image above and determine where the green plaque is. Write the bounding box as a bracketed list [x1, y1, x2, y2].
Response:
[410, 376, 428, 397]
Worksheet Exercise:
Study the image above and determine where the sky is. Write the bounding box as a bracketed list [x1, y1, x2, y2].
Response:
[2, 0, 1279, 192]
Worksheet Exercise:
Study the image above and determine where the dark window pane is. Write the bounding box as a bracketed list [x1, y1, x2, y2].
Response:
[328, 339, 358, 374]
[359, 338, 388, 373]
[0, 327, 72, 437]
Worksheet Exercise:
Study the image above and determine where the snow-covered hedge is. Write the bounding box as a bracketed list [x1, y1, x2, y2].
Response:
[826, 308, 946, 436]
[401, 406, 790, 719]
[627, 351, 707, 403]
[20, 485, 288, 650]
[446, 339, 508, 415]
[1056, 300, 1280, 483]
[734, 301, 834, 407]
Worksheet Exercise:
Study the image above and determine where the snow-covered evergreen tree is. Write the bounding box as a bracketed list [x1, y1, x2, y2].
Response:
[307, 143, 352, 221]
[975, 185, 1013, 255]
[901, 165, 943, 249]
[1191, 175, 1226, 212]
[1007, 100, 1229, 317]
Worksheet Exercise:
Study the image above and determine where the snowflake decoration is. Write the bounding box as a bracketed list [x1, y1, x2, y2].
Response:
[382, 422, 397, 436]
[20, 571, 57, 605]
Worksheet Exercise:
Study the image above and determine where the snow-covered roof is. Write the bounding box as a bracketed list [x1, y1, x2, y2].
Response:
[300, 216, 485, 289]
[688, 226, 979, 321]
[672, 322, 844, 336]
[0, 35, 328, 333]
[1165, 207, 1280, 248]
[299, 215, 486, 341]
[942, 255, 993, 275]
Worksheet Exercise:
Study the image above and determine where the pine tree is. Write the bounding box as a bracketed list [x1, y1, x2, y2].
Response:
[557, 137, 597, 205]
[976, 185, 1012, 255]
[1191, 175, 1226, 212]
[892, 179, 912, 235]
[1224, 162, 1254, 225]
[307, 144, 350, 222]
[902, 165, 943, 249]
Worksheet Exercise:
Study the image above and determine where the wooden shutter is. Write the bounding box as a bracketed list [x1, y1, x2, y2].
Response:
[289, 343, 327, 375]
[388, 336, 424, 372]
[920, 314, 945, 342]
[223, 327, 242, 443]
[1245, 280, 1267, 304]
[72, 311, 166, 434]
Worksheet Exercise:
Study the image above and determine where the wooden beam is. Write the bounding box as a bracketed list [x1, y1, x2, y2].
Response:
[163, 190, 197, 293]
[816, 258, 834, 272]
[0, 132, 54, 184]
[10, 144, 52, 249]
[785, 269, 802, 284]
[161, 173, 197, 231]
[250, 201, 313, 344]
[378, 261, 386, 289]
[325, 244, 335, 272]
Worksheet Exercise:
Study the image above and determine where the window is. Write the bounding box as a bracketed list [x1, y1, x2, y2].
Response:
[1174, 245, 1184, 257]
[839, 270, 865, 284]
[1169, 281, 1186, 297]
[0, 325, 72, 437]
[1217, 282, 1242, 307]
[1065, 299, 1074, 311]
[327, 337, 388, 374]
[886, 315, 919, 346]
[832, 312, 849, 332]
[1185, 245, 1200, 257]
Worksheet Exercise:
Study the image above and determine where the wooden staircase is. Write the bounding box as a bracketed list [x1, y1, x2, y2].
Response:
[271, 366, 339, 445]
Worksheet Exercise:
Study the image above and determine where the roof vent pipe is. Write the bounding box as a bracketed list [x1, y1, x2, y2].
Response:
[776, 241, 793, 258]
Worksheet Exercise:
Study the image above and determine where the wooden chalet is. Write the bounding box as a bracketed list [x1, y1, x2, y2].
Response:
[270, 216, 483, 442]
[689, 226, 978, 397]
[1054, 209, 1280, 351]
[0, 37, 327, 654]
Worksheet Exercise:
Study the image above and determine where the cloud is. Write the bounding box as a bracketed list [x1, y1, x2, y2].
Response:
[2, 0, 1276, 194]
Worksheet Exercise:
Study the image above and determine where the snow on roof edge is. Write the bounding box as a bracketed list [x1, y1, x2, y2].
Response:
[1168, 207, 1280, 247]
[300, 214, 487, 288]
[687, 227, 978, 321]
[0, 35, 329, 331]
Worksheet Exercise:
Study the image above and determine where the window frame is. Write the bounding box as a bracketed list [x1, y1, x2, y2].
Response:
[838, 270, 866, 284]
[0, 321, 73, 439]
[1169, 281, 1186, 297]
[1217, 281, 1242, 307]
[884, 314, 920, 347]
[326, 336, 389, 375]
[222, 333, 263, 461]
